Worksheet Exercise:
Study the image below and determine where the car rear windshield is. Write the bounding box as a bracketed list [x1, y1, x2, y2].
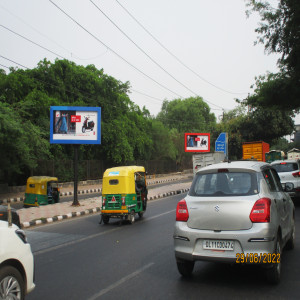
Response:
[189, 171, 258, 197]
[272, 163, 298, 173]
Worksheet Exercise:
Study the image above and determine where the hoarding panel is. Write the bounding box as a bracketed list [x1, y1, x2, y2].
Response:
[184, 133, 210, 152]
[50, 106, 101, 144]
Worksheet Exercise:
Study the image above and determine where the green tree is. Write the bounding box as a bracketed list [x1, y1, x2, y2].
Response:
[0, 59, 157, 184]
[157, 96, 216, 132]
[149, 120, 176, 160]
[245, 0, 300, 110]
[0, 102, 51, 184]
[218, 104, 295, 159]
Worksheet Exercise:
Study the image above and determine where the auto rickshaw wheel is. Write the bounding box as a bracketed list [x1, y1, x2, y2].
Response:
[129, 210, 135, 224]
[102, 215, 110, 224]
[138, 211, 143, 218]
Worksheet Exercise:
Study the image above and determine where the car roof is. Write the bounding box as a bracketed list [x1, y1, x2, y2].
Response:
[197, 160, 268, 173]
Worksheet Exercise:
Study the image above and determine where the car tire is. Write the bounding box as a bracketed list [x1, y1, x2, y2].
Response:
[0, 265, 25, 300]
[266, 234, 282, 284]
[176, 259, 195, 277]
[285, 221, 295, 250]
[102, 215, 110, 224]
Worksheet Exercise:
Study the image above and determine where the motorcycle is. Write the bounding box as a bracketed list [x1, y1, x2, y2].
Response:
[82, 117, 95, 133]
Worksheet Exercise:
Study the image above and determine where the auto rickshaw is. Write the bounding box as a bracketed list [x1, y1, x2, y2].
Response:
[101, 166, 148, 224]
[24, 176, 60, 207]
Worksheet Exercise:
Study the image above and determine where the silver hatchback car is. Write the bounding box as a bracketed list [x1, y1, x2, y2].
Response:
[174, 161, 295, 284]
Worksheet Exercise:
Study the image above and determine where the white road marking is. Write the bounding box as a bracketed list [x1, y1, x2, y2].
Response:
[87, 263, 154, 300]
[33, 209, 175, 256]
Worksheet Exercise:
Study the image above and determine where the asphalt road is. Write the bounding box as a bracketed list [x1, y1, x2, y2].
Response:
[24, 194, 300, 300]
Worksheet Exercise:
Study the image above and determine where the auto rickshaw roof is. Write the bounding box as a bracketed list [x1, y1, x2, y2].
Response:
[103, 166, 145, 177]
[27, 176, 58, 184]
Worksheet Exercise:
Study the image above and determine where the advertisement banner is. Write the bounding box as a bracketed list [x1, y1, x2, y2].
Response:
[184, 133, 210, 152]
[50, 106, 101, 144]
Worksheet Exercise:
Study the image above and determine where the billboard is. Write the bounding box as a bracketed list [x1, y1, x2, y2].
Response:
[185, 133, 210, 152]
[50, 106, 101, 144]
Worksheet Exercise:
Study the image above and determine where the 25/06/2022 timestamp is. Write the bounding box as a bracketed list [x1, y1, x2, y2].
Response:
[236, 253, 280, 264]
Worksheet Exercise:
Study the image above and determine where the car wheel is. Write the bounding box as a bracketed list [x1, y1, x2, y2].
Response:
[266, 235, 282, 284]
[138, 211, 144, 218]
[129, 210, 135, 224]
[285, 220, 295, 250]
[176, 259, 195, 277]
[0, 265, 25, 300]
[102, 215, 110, 224]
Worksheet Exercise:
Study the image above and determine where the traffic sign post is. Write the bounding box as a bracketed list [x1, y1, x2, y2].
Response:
[215, 132, 228, 159]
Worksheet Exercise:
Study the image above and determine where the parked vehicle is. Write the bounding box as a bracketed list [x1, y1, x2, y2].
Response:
[192, 152, 225, 176]
[24, 176, 60, 207]
[242, 141, 269, 162]
[0, 205, 21, 228]
[265, 150, 285, 163]
[101, 166, 148, 224]
[287, 148, 300, 160]
[0, 220, 35, 299]
[271, 159, 300, 200]
[174, 161, 295, 284]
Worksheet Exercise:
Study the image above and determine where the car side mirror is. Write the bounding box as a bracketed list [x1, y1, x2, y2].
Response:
[282, 182, 294, 192]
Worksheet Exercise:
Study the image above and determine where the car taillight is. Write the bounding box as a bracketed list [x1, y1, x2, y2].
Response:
[176, 199, 189, 222]
[121, 196, 126, 205]
[292, 171, 300, 177]
[249, 198, 271, 223]
[102, 196, 106, 206]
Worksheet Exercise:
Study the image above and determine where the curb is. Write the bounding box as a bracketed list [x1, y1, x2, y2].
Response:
[20, 188, 189, 229]
[0, 177, 187, 205]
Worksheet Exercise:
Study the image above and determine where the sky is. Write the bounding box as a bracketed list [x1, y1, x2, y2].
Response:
[0, 0, 299, 124]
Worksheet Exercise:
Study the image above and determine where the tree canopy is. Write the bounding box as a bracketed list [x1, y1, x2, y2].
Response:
[0, 57, 298, 185]
[0, 59, 154, 183]
[245, 0, 300, 111]
[156, 97, 217, 132]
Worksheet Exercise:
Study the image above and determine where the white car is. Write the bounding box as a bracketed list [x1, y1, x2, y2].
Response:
[0, 220, 35, 299]
[271, 159, 300, 200]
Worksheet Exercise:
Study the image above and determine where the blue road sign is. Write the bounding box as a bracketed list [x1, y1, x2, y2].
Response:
[215, 132, 227, 157]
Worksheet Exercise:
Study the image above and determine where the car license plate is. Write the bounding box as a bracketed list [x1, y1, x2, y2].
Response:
[203, 240, 234, 251]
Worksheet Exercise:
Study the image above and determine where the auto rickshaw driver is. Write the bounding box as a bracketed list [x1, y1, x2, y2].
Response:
[135, 172, 147, 211]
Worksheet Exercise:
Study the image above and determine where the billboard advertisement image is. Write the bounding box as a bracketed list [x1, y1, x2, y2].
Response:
[50, 106, 101, 144]
[185, 133, 210, 152]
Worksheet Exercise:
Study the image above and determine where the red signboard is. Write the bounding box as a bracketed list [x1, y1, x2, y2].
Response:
[71, 115, 81, 122]
[185, 133, 210, 152]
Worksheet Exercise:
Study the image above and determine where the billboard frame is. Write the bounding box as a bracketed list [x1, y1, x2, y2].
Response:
[185, 133, 210, 153]
[50, 106, 101, 145]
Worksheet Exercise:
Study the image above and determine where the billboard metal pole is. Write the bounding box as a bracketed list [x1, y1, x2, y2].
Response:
[72, 144, 80, 206]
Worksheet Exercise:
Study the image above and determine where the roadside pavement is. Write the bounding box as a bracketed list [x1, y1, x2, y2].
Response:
[1, 173, 193, 228]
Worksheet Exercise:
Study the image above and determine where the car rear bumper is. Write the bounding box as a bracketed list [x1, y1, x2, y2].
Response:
[174, 221, 276, 263]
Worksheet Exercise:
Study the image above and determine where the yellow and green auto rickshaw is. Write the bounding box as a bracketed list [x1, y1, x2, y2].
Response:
[101, 166, 148, 224]
[24, 176, 60, 207]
